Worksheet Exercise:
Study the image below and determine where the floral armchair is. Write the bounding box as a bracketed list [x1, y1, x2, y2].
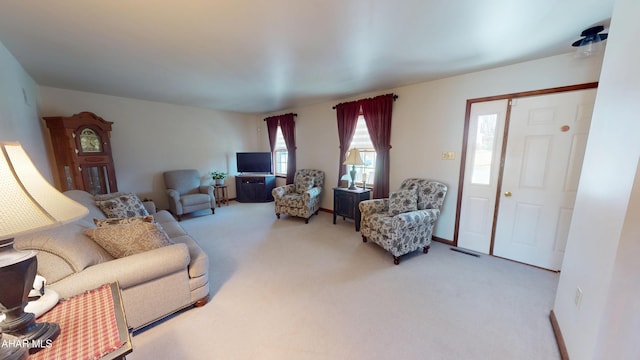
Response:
[359, 179, 447, 264]
[272, 169, 325, 223]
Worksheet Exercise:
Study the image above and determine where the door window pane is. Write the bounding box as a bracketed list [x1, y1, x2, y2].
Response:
[471, 114, 498, 185]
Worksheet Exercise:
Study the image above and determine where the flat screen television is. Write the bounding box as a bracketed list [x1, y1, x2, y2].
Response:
[236, 152, 272, 173]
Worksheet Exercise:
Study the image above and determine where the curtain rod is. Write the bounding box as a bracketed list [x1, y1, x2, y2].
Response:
[332, 94, 398, 109]
[263, 113, 297, 121]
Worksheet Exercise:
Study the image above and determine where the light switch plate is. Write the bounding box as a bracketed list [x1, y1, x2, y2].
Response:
[441, 151, 455, 160]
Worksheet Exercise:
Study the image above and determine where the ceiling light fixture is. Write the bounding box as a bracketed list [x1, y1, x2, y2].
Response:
[572, 25, 608, 58]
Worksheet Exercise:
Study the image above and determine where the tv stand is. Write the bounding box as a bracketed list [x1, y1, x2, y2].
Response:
[236, 174, 276, 202]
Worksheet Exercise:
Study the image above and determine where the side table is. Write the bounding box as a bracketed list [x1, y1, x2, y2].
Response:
[32, 282, 132, 360]
[333, 187, 371, 231]
[214, 185, 229, 207]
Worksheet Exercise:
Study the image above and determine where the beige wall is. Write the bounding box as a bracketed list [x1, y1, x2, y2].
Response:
[1, 37, 605, 241]
[554, 0, 640, 358]
[3, 12, 638, 356]
[260, 52, 603, 241]
[38, 87, 260, 210]
[0, 41, 50, 180]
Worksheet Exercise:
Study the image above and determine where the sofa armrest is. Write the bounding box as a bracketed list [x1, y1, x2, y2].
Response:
[166, 189, 181, 215]
[272, 184, 295, 199]
[50, 243, 191, 299]
[392, 209, 440, 228]
[199, 185, 215, 206]
[143, 201, 157, 214]
[359, 199, 389, 217]
[199, 185, 214, 197]
[304, 186, 322, 201]
[166, 189, 180, 201]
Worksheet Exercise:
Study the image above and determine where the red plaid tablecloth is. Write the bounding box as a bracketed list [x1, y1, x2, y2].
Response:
[32, 284, 126, 360]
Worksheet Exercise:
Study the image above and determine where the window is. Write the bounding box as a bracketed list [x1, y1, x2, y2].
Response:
[348, 115, 376, 186]
[470, 114, 498, 185]
[274, 126, 288, 176]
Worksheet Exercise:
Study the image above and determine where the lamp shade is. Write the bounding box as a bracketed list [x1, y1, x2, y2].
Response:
[343, 148, 365, 166]
[0, 142, 88, 239]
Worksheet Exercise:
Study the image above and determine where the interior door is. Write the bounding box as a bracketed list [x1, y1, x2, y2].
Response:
[492, 89, 596, 270]
[457, 99, 508, 254]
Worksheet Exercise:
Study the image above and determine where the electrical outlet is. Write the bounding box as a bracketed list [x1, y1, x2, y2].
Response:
[441, 151, 455, 160]
[574, 287, 583, 308]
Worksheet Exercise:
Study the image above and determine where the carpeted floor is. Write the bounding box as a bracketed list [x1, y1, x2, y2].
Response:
[128, 201, 560, 360]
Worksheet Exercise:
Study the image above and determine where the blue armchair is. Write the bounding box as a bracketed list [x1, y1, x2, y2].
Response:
[163, 169, 215, 221]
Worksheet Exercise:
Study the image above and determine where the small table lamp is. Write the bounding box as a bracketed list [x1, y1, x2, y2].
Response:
[0, 142, 88, 354]
[343, 148, 364, 190]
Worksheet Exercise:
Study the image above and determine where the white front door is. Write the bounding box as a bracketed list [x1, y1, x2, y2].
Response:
[492, 89, 596, 270]
[457, 99, 508, 254]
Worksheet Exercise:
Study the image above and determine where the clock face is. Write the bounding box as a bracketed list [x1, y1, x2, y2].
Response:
[79, 128, 102, 152]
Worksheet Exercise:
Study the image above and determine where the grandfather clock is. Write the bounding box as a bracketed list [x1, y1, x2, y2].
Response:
[43, 112, 118, 195]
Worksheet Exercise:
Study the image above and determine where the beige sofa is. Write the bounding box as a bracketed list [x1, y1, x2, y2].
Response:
[14, 190, 209, 330]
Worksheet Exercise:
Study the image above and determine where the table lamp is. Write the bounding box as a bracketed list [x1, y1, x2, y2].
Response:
[343, 148, 364, 190]
[0, 142, 88, 353]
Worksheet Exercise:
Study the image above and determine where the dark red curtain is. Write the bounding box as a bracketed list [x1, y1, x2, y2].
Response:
[264, 116, 280, 174]
[279, 114, 297, 184]
[265, 117, 279, 153]
[361, 94, 394, 199]
[335, 101, 361, 186]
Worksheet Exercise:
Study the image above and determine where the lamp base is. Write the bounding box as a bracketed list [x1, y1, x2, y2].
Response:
[1, 312, 59, 353]
[0, 333, 29, 360]
[348, 166, 357, 190]
[0, 238, 60, 353]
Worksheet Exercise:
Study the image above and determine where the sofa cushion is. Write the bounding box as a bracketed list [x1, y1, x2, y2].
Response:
[93, 191, 129, 201]
[156, 219, 188, 238]
[295, 176, 315, 194]
[280, 193, 305, 208]
[15, 222, 112, 281]
[95, 193, 150, 218]
[368, 213, 395, 237]
[93, 215, 155, 227]
[180, 193, 210, 207]
[388, 187, 418, 216]
[64, 190, 107, 222]
[83, 222, 173, 258]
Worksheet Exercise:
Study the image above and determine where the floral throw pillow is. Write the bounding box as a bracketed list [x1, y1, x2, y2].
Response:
[296, 176, 315, 194]
[95, 193, 149, 218]
[93, 215, 155, 228]
[83, 222, 172, 258]
[388, 187, 418, 216]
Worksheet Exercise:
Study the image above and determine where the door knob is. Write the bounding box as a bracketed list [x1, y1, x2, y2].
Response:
[504, 191, 512, 197]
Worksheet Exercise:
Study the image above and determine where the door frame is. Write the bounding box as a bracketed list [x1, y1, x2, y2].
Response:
[453, 82, 599, 251]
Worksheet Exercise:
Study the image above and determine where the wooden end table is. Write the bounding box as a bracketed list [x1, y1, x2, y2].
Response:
[32, 282, 132, 360]
[333, 187, 371, 231]
[214, 185, 229, 207]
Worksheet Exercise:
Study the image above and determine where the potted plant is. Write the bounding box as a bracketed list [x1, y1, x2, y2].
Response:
[210, 171, 228, 185]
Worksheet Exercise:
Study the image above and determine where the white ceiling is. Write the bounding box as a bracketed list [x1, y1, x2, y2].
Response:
[0, 1, 613, 114]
